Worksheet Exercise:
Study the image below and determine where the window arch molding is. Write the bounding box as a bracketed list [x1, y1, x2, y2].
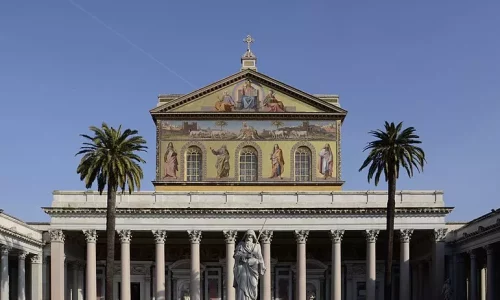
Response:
[180, 141, 207, 181]
[289, 142, 317, 181]
[234, 141, 263, 181]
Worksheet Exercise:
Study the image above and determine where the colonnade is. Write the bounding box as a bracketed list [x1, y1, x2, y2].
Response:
[46, 228, 448, 300]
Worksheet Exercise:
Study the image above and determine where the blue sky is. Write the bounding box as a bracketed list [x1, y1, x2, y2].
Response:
[0, 1, 499, 222]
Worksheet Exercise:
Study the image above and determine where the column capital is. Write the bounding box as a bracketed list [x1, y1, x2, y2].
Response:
[18, 251, 28, 260]
[118, 230, 132, 243]
[259, 230, 273, 244]
[433, 228, 448, 242]
[330, 230, 345, 243]
[364, 229, 380, 243]
[50, 229, 65, 242]
[1, 245, 10, 255]
[83, 229, 98, 243]
[483, 244, 494, 255]
[152, 230, 167, 244]
[399, 229, 414, 243]
[468, 249, 477, 259]
[188, 230, 202, 244]
[30, 254, 42, 264]
[222, 230, 238, 243]
[294, 230, 309, 244]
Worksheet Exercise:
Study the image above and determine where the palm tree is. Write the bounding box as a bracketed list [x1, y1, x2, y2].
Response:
[76, 123, 147, 300]
[358, 121, 426, 300]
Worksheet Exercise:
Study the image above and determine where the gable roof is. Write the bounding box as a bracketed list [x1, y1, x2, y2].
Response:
[150, 69, 347, 120]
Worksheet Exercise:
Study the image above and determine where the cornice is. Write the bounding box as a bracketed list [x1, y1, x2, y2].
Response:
[43, 207, 453, 216]
[0, 224, 45, 247]
[151, 180, 344, 187]
[450, 219, 500, 245]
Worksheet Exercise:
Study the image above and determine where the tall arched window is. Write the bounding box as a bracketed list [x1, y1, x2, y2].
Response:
[186, 146, 202, 181]
[294, 146, 312, 181]
[239, 146, 258, 182]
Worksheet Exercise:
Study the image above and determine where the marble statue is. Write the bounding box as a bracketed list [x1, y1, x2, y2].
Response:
[233, 230, 266, 300]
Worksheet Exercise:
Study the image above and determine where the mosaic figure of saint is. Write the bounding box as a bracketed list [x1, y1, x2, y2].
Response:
[262, 90, 285, 112]
[215, 91, 236, 112]
[163, 142, 178, 179]
[210, 145, 230, 178]
[233, 230, 265, 300]
[238, 80, 258, 110]
[269, 144, 285, 179]
[318, 144, 333, 179]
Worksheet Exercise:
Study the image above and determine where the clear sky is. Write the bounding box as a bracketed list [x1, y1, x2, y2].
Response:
[1, 1, 499, 222]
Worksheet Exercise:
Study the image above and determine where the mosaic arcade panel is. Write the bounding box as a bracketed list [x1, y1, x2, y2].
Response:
[158, 120, 339, 182]
[170, 79, 324, 113]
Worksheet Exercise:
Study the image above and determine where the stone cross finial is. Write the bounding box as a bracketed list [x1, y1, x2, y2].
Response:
[244, 35, 254, 52]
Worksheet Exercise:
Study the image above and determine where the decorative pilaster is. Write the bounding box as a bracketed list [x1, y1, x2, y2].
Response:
[364, 230, 379, 300]
[223, 230, 238, 300]
[83, 230, 97, 300]
[118, 230, 132, 300]
[484, 245, 494, 300]
[1, 246, 10, 300]
[30, 254, 42, 300]
[260, 231, 273, 300]
[399, 229, 413, 300]
[188, 230, 202, 300]
[433, 228, 447, 300]
[330, 230, 344, 300]
[18, 251, 28, 300]
[294, 230, 309, 300]
[153, 230, 167, 300]
[50, 229, 65, 300]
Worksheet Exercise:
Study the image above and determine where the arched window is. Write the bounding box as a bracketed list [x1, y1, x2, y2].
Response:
[239, 146, 258, 182]
[186, 146, 202, 181]
[294, 146, 312, 181]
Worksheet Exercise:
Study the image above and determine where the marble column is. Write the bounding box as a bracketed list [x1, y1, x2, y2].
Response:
[118, 230, 132, 300]
[470, 250, 478, 300]
[50, 229, 65, 300]
[1, 246, 9, 300]
[364, 230, 379, 300]
[30, 254, 42, 300]
[399, 229, 413, 300]
[485, 245, 494, 300]
[188, 230, 202, 300]
[83, 229, 97, 300]
[153, 230, 167, 300]
[294, 230, 309, 300]
[480, 266, 486, 300]
[18, 251, 27, 300]
[330, 230, 344, 300]
[223, 230, 238, 300]
[433, 228, 447, 300]
[260, 230, 273, 300]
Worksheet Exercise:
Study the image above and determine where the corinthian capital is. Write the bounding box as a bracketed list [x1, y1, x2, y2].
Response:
[152, 230, 167, 244]
[294, 230, 309, 244]
[50, 229, 65, 243]
[399, 229, 414, 243]
[259, 230, 273, 244]
[330, 230, 345, 243]
[83, 230, 97, 243]
[223, 230, 238, 243]
[30, 254, 42, 264]
[364, 230, 379, 243]
[0, 246, 10, 256]
[434, 228, 448, 242]
[188, 230, 202, 244]
[118, 230, 132, 243]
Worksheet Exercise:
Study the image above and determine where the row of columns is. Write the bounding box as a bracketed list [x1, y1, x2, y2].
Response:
[454, 244, 495, 300]
[48, 228, 447, 300]
[0, 245, 43, 300]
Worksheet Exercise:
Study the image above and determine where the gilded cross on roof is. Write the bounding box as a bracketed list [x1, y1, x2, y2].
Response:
[244, 35, 254, 52]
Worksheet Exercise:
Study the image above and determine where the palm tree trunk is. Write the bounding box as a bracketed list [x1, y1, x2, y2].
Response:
[105, 182, 117, 300]
[384, 170, 396, 300]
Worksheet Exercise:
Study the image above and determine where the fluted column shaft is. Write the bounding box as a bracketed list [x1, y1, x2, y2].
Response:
[480, 266, 486, 300]
[223, 230, 238, 300]
[30, 255, 43, 300]
[294, 230, 308, 300]
[470, 251, 478, 300]
[433, 228, 447, 300]
[50, 230, 65, 300]
[119, 230, 132, 300]
[153, 230, 167, 300]
[83, 230, 97, 300]
[330, 230, 344, 300]
[18, 252, 27, 300]
[1, 247, 9, 300]
[399, 229, 413, 300]
[365, 230, 379, 300]
[188, 230, 202, 300]
[260, 230, 273, 300]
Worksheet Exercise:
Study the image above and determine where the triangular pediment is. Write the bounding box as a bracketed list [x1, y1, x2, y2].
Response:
[150, 70, 347, 118]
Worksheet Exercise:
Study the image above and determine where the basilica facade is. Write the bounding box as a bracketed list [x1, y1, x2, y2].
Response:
[1, 38, 498, 300]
